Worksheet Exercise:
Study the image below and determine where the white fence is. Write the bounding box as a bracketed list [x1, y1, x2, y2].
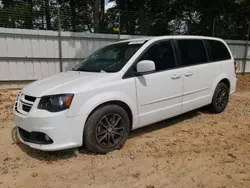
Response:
[0, 28, 249, 84]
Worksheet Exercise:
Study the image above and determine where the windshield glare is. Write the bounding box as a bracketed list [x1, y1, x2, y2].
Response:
[72, 41, 146, 73]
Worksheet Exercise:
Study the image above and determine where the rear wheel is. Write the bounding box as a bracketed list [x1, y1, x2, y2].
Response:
[83, 105, 130, 154]
[209, 82, 229, 113]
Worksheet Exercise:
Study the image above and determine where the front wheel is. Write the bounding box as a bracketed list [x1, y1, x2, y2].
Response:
[209, 82, 230, 113]
[83, 105, 130, 154]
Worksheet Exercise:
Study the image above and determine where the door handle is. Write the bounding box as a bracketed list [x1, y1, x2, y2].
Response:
[184, 72, 193, 77]
[171, 74, 181, 80]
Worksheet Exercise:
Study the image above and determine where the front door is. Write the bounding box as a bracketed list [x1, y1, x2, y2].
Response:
[135, 40, 183, 125]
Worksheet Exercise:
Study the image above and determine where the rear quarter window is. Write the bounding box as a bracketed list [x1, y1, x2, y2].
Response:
[206, 40, 231, 62]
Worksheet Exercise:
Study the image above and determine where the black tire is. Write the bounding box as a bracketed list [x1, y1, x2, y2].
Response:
[83, 105, 130, 154]
[209, 82, 229, 113]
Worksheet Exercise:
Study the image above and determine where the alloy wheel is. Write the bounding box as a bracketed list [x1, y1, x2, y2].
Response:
[96, 113, 125, 147]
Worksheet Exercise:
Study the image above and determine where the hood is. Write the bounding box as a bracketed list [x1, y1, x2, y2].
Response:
[21, 71, 111, 97]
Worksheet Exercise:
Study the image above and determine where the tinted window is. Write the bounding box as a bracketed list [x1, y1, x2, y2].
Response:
[177, 39, 208, 66]
[139, 41, 176, 71]
[206, 40, 231, 61]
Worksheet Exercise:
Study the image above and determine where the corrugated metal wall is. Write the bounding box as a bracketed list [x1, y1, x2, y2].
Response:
[0, 28, 249, 83]
[0, 28, 58, 81]
[0, 28, 118, 81]
[227, 40, 250, 73]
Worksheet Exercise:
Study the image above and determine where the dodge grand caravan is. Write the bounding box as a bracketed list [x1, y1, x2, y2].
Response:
[13, 36, 237, 154]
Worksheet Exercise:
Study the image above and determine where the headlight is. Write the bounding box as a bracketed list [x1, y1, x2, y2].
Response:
[38, 94, 74, 112]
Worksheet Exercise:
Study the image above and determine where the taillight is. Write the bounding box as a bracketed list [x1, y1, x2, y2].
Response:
[234, 61, 237, 73]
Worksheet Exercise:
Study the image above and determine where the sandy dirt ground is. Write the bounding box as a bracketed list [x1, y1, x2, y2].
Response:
[0, 75, 250, 188]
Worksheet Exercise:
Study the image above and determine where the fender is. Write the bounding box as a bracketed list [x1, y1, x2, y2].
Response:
[68, 91, 139, 129]
[211, 72, 231, 97]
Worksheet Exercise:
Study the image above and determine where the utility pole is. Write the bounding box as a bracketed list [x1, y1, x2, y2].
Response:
[58, 3, 63, 72]
[243, 22, 250, 75]
[94, 0, 100, 33]
[212, 17, 216, 37]
[118, 10, 121, 40]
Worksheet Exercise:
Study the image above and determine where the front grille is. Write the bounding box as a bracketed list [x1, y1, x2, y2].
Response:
[15, 93, 37, 115]
[24, 95, 36, 102]
[22, 104, 32, 112]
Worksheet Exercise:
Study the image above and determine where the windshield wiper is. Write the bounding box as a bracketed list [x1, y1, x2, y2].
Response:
[73, 68, 93, 72]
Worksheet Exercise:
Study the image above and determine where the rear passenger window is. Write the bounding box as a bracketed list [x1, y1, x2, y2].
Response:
[206, 40, 231, 61]
[139, 41, 176, 71]
[177, 39, 208, 66]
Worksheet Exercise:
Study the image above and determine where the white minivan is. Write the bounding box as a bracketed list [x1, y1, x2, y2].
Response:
[13, 36, 237, 154]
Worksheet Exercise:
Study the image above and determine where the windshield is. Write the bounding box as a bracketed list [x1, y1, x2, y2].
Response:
[72, 41, 146, 73]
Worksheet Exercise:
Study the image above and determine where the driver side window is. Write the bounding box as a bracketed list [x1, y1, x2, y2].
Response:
[139, 41, 177, 72]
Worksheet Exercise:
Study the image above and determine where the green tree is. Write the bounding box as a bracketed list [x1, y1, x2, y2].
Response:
[0, 0, 249, 39]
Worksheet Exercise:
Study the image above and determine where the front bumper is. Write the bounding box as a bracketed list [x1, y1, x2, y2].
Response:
[13, 108, 86, 151]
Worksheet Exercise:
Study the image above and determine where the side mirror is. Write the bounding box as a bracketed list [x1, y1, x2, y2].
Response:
[136, 60, 156, 74]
